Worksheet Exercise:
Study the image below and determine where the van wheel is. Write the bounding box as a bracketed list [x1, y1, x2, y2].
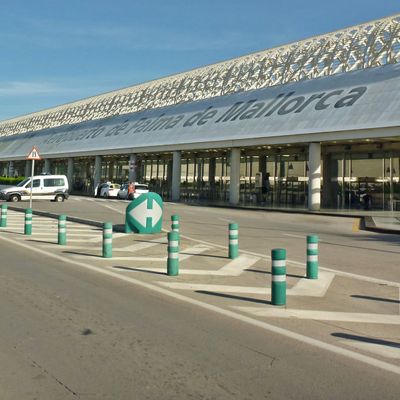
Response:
[10, 194, 20, 202]
[55, 194, 65, 202]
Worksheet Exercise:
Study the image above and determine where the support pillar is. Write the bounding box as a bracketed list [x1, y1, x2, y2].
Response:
[94, 155, 102, 190]
[171, 151, 181, 202]
[308, 142, 321, 211]
[44, 159, 51, 174]
[67, 158, 74, 190]
[229, 148, 240, 205]
[25, 161, 30, 178]
[8, 161, 14, 177]
[129, 154, 137, 183]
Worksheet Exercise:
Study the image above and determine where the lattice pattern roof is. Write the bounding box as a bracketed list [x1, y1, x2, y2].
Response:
[1, 13, 399, 137]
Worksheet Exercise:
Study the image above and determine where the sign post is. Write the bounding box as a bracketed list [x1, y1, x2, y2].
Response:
[125, 192, 163, 234]
[26, 146, 41, 209]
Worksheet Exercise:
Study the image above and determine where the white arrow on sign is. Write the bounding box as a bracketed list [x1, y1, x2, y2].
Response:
[129, 199, 162, 228]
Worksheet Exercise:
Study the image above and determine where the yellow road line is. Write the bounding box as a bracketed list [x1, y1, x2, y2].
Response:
[352, 218, 360, 232]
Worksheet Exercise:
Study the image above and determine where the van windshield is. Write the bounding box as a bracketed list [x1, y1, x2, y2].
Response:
[17, 178, 31, 187]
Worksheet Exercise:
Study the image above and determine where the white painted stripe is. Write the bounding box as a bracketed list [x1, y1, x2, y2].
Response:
[272, 260, 285, 267]
[308, 243, 318, 250]
[179, 245, 211, 261]
[218, 255, 259, 276]
[272, 275, 286, 282]
[168, 240, 179, 247]
[1, 234, 399, 375]
[229, 239, 238, 245]
[59, 228, 66, 233]
[340, 341, 400, 360]
[172, 221, 179, 226]
[168, 252, 179, 259]
[157, 282, 271, 293]
[103, 228, 113, 234]
[288, 272, 335, 297]
[229, 230, 238, 235]
[25, 221, 32, 225]
[117, 238, 167, 253]
[172, 228, 179, 232]
[103, 238, 112, 244]
[25, 214, 32, 218]
[283, 233, 304, 239]
[307, 255, 318, 262]
[233, 308, 400, 325]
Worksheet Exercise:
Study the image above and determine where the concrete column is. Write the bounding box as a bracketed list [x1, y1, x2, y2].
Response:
[94, 155, 102, 189]
[322, 153, 338, 208]
[44, 159, 51, 174]
[8, 161, 14, 177]
[25, 161, 30, 177]
[209, 157, 216, 187]
[129, 154, 137, 183]
[229, 148, 241, 205]
[171, 151, 181, 202]
[308, 142, 321, 211]
[259, 155, 267, 177]
[67, 158, 74, 190]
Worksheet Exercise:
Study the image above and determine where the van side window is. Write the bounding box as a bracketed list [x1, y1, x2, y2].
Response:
[44, 178, 65, 187]
[32, 179, 41, 188]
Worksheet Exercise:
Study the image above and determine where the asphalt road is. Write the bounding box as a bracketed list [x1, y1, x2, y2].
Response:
[1, 237, 400, 400]
[1, 196, 399, 399]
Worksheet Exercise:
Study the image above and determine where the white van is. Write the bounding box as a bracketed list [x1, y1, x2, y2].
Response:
[0, 174, 69, 202]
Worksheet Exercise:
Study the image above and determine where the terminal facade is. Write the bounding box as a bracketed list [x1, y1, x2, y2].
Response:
[0, 14, 399, 211]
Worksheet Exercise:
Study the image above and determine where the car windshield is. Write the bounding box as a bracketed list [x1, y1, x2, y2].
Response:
[17, 178, 30, 187]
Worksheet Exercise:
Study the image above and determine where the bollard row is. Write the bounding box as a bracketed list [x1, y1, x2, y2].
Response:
[0, 204, 8, 227]
[228, 223, 239, 259]
[167, 231, 179, 276]
[58, 214, 67, 245]
[25, 208, 32, 235]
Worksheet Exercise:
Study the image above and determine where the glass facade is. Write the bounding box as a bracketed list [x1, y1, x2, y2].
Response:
[1, 143, 399, 211]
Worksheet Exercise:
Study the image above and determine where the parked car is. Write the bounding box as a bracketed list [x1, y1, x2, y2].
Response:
[117, 183, 149, 200]
[97, 182, 121, 198]
[0, 174, 69, 202]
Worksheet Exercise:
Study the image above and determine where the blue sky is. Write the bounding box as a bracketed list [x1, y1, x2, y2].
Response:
[0, 0, 399, 121]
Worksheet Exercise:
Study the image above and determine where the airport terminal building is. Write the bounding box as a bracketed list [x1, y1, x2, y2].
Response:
[0, 14, 400, 211]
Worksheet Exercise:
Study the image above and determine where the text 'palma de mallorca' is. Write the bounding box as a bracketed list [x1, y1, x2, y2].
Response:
[1, 13, 400, 212]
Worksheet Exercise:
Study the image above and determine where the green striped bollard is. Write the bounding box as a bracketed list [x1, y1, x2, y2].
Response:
[306, 235, 319, 279]
[167, 231, 179, 276]
[171, 215, 180, 243]
[58, 215, 67, 245]
[103, 222, 113, 258]
[0, 204, 8, 228]
[24, 208, 33, 235]
[229, 223, 239, 259]
[271, 248, 286, 306]
[171, 215, 180, 233]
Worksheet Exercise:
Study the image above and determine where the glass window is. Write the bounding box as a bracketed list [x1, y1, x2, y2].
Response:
[32, 179, 40, 188]
[44, 178, 65, 187]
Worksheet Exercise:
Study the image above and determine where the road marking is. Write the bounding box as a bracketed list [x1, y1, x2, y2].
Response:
[72, 244, 211, 262]
[352, 218, 361, 232]
[157, 283, 271, 293]
[180, 245, 212, 261]
[232, 308, 400, 324]
[218, 254, 259, 276]
[0, 233, 399, 375]
[118, 238, 167, 252]
[340, 341, 400, 359]
[157, 272, 335, 297]
[283, 233, 304, 239]
[288, 272, 335, 297]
